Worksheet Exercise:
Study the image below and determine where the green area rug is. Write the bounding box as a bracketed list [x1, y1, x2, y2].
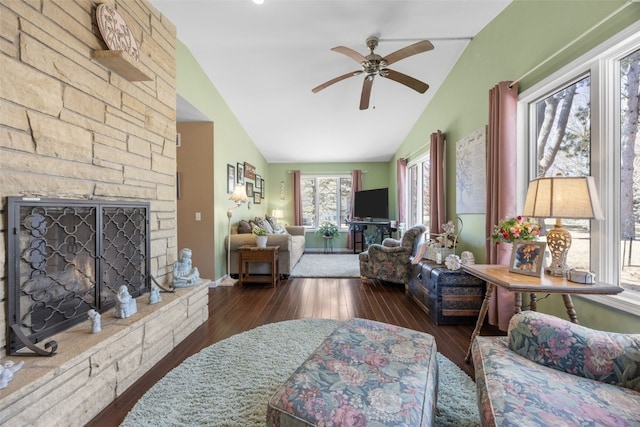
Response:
[122, 318, 480, 427]
[289, 254, 361, 278]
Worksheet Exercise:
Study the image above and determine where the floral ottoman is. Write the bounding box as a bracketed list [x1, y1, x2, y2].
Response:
[266, 318, 438, 427]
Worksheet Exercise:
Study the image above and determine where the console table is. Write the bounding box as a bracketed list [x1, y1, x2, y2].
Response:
[347, 220, 396, 253]
[462, 264, 624, 361]
[238, 245, 279, 288]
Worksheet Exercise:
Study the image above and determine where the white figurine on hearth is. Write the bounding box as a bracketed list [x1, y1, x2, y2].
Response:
[115, 285, 137, 318]
[0, 360, 24, 389]
[149, 283, 161, 305]
[172, 248, 200, 287]
[88, 309, 101, 333]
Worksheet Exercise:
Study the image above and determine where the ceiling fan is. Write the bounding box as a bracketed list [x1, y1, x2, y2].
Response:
[312, 36, 434, 110]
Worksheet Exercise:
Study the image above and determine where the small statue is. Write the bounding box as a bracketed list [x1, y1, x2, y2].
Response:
[87, 309, 101, 333]
[115, 285, 137, 318]
[0, 360, 24, 389]
[172, 248, 200, 287]
[149, 283, 161, 305]
[460, 251, 476, 265]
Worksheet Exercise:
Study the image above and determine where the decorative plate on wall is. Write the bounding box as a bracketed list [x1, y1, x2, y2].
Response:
[96, 3, 139, 60]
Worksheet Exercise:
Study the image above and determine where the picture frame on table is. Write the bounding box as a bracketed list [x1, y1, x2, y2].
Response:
[509, 240, 546, 277]
[254, 191, 262, 204]
[227, 164, 235, 194]
[236, 162, 244, 184]
[246, 182, 254, 197]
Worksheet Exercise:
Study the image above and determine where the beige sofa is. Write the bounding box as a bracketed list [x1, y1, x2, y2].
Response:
[225, 225, 305, 276]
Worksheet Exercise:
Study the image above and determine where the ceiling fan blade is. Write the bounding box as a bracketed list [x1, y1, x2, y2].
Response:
[381, 69, 429, 93]
[331, 46, 367, 63]
[383, 40, 434, 66]
[359, 76, 374, 110]
[312, 70, 363, 93]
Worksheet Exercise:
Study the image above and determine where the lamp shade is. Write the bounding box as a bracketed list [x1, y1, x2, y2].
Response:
[271, 209, 284, 219]
[229, 183, 248, 205]
[522, 176, 604, 220]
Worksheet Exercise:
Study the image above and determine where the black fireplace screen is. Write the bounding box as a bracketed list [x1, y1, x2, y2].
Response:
[6, 198, 150, 355]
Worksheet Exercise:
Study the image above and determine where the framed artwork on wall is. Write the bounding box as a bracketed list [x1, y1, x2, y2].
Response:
[456, 126, 487, 214]
[261, 178, 265, 197]
[254, 192, 262, 204]
[509, 240, 546, 277]
[244, 162, 256, 180]
[227, 164, 235, 194]
[255, 174, 262, 190]
[237, 162, 244, 184]
[246, 182, 254, 197]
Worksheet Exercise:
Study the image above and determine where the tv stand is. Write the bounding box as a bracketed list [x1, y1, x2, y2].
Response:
[347, 219, 396, 253]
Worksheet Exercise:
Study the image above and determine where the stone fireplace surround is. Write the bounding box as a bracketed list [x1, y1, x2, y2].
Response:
[0, 281, 209, 426]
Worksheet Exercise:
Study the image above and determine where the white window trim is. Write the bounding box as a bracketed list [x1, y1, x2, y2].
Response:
[406, 152, 430, 229]
[517, 21, 640, 317]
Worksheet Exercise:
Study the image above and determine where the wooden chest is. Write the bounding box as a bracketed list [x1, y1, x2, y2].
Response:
[408, 259, 485, 325]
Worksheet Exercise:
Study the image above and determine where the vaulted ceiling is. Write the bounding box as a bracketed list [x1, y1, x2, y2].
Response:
[151, 0, 512, 163]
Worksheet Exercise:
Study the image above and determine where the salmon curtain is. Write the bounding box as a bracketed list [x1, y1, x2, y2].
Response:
[293, 170, 302, 226]
[348, 170, 363, 249]
[485, 81, 519, 331]
[429, 130, 446, 235]
[397, 158, 407, 226]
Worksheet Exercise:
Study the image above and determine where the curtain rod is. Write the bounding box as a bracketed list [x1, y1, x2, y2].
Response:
[509, 0, 635, 89]
[287, 170, 367, 174]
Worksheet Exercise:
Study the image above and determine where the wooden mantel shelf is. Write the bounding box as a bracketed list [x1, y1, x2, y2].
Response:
[91, 50, 151, 82]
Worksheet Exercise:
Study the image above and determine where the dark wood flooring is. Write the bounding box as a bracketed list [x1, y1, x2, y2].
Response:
[88, 277, 502, 426]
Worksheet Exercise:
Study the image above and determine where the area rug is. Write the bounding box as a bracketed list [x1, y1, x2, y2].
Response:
[122, 318, 480, 427]
[289, 254, 361, 278]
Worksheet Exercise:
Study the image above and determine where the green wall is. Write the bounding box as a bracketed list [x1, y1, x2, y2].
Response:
[176, 40, 269, 279]
[175, 1, 640, 331]
[267, 162, 390, 249]
[392, 0, 639, 331]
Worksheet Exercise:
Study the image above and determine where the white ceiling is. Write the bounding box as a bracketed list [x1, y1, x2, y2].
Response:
[151, 0, 511, 163]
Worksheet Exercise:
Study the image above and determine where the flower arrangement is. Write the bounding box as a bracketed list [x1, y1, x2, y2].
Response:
[315, 221, 339, 238]
[491, 216, 541, 244]
[252, 226, 268, 236]
[434, 220, 458, 248]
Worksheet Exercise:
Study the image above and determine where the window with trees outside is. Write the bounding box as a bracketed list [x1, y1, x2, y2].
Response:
[407, 155, 430, 230]
[300, 175, 352, 230]
[520, 25, 640, 312]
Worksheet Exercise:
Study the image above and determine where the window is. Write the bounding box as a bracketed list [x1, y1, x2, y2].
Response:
[520, 23, 640, 312]
[407, 155, 430, 229]
[301, 175, 351, 229]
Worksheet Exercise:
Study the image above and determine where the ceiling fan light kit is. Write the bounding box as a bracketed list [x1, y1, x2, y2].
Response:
[312, 36, 433, 110]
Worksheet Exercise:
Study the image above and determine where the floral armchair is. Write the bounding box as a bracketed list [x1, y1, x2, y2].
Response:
[359, 224, 427, 286]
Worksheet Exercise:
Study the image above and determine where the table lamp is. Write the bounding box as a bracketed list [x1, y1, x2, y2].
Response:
[522, 176, 604, 277]
[221, 184, 248, 286]
[271, 209, 284, 225]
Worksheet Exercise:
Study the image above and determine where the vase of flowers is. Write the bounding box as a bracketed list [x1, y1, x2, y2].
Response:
[491, 216, 541, 265]
[315, 221, 339, 239]
[491, 216, 541, 244]
[253, 226, 268, 247]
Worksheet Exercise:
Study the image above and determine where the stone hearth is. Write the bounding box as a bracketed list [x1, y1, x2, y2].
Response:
[0, 281, 209, 427]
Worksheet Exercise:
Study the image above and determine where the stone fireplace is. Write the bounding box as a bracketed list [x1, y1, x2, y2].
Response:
[6, 198, 150, 356]
[0, 1, 202, 425]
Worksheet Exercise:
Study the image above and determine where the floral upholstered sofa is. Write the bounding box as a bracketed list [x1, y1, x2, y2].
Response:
[472, 310, 640, 426]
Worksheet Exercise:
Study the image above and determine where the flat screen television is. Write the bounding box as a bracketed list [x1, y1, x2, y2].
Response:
[354, 188, 389, 220]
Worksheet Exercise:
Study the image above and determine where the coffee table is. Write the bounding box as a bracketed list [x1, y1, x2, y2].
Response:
[238, 245, 279, 288]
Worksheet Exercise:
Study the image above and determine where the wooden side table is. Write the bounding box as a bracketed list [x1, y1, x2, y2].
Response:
[238, 245, 279, 288]
[461, 264, 624, 362]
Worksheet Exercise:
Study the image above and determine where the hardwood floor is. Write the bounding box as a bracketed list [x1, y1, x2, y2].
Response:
[88, 277, 502, 426]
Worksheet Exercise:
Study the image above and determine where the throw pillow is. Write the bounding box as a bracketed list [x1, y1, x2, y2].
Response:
[237, 220, 252, 234]
[253, 217, 274, 234]
[266, 215, 286, 233]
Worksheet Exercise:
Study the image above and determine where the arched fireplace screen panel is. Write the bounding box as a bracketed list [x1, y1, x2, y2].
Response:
[7, 198, 150, 355]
